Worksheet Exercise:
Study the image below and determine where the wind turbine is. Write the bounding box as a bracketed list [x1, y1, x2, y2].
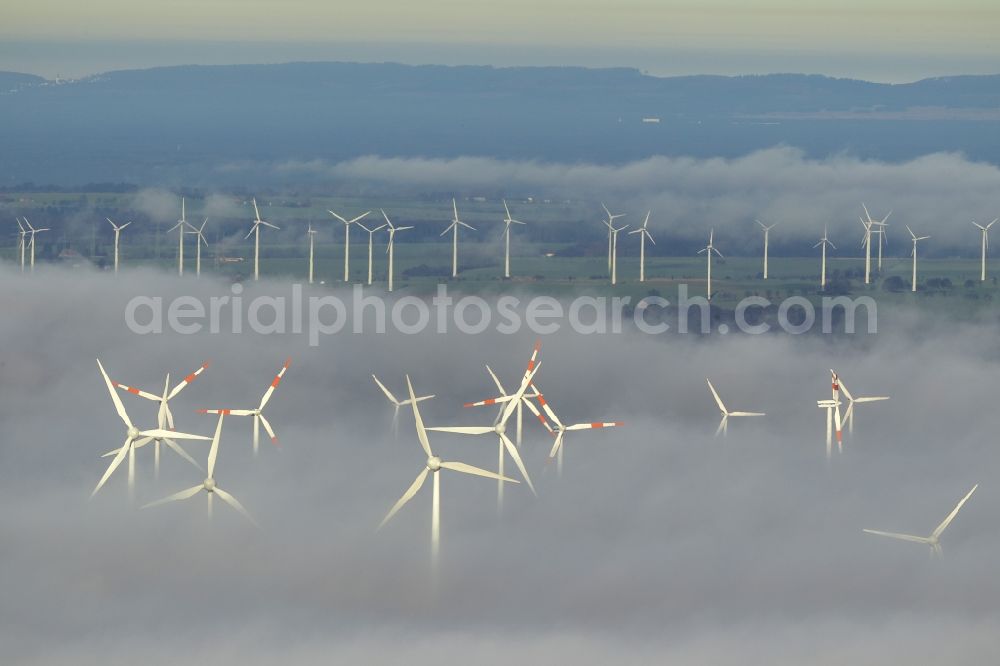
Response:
[92, 360, 210, 501]
[814, 225, 836, 290]
[372, 374, 434, 437]
[816, 398, 843, 459]
[629, 211, 655, 282]
[113, 361, 210, 475]
[604, 220, 628, 285]
[441, 198, 475, 278]
[198, 358, 291, 456]
[105, 218, 131, 275]
[306, 223, 317, 285]
[246, 197, 279, 281]
[755, 219, 776, 280]
[379, 376, 516, 567]
[972, 219, 998, 282]
[906, 225, 930, 292]
[706, 378, 765, 437]
[863, 484, 978, 557]
[427, 362, 541, 511]
[382, 209, 413, 293]
[358, 221, 387, 285]
[328, 209, 370, 283]
[835, 372, 890, 434]
[500, 199, 526, 279]
[143, 413, 258, 526]
[601, 203, 626, 274]
[186, 218, 209, 278]
[697, 229, 723, 300]
[861, 205, 891, 282]
[531, 387, 623, 477]
[461, 340, 546, 449]
[23, 218, 49, 273]
[15, 218, 27, 272]
[167, 198, 194, 276]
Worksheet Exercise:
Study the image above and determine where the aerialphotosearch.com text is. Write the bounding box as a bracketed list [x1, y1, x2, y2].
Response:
[124, 284, 877, 346]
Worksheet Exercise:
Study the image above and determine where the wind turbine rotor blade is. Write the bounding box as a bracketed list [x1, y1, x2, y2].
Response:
[259, 358, 291, 409]
[565, 421, 623, 431]
[406, 375, 433, 458]
[533, 391, 563, 430]
[862, 529, 932, 545]
[260, 221, 280, 230]
[439, 461, 518, 484]
[348, 212, 371, 224]
[485, 364, 508, 395]
[97, 359, 133, 429]
[715, 416, 727, 437]
[499, 432, 536, 495]
[114, 382, 161, 402]
[372, 375, 400, 405]
[500, 362, 540, 425]
[855, 396, 890, 403]
[327, 210, 348, 224]
[214, 487, 259, 527]
[91, 436, 133, 497]
[168, 361, 211, 400]
[258, 414, 279, 446]
[426, 426, 495, 435]
[244, 225, 257, 240]
[379, 467, 429, 529]
[162, 438, 203, 471]
[706, 379, 727, 414]
[548, 430, 565, 459]
[931, 484, 978, 540]
[140, 428, 210, 441]
[142, 485, 203, 509]
[729, 411, 765, 417]
[206, 414, 225, 478]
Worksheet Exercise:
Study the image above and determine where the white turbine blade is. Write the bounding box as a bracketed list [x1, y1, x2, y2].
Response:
[986, 218, 998, 229]
[715, 416, 727, 437]
[862, 529, 932, 545]
[372, 375, 400, 405]
[142, 485, 203, 509]
[397, 226, 414, 231]
[379, 467, 429, 529]
[485, 364, 508, 395]
[931, 484, 978, 540]
[458, 220, 476, 231]
[206, 413, 225, 478]
[828, 240, 837, 250]
[114, 382, 161, 402]
[973, 222, 986, 231]
[906, 225, 916, 240]
[198, 408, 255, 416]
[706, 379, 727, 414]
[214, 487, 259, 527]
[500, 432, 536, 495]
[645, 229, 656, 244]
[861, 202, 873, 224]
[452, 198, 459, 221]
[566, 421, 623, 431]
[162, 438, 203, 471]
[91, 436, 132, 497]
[258, 358, 291, 409]
[838, 377, 854, 402]
[729, 411, 765, 417]
[855, 396, 890, 403]
[713, 247, 724, 258]
[548, 430, 565, 459]
[132, 436, 154, 450]
[258, 414, 279, 446]
[534, 391, 564, 431]
[380, 209, 393, 227]
[503, 199, 511, 220]
[97, 359, 133, 429]
[406, 375, 433, 458]
[426, 426, 495, 435]
[440, 461, 518, 484]
[348, 211, 371, 224]
[244, 224, 258, 240]
[440, 221, 456, 236]
[252, 198, 262, 222]
[167, 361, 210, 400]
[500, 362, 540, 425]
[463, 395, 516, 408]
[260, 220, 280, 230]
[327, 210, 348, 224]
[167, 221, 184, 233]
[140, 428, 210, 441]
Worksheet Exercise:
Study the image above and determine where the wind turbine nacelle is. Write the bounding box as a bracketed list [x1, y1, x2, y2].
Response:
[427, 456, 442, 471]
[203, 478, 216, 492]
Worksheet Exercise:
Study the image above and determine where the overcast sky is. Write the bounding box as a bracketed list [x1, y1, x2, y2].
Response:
[1, 265, 998, 663]
[2, 1, 998, 80]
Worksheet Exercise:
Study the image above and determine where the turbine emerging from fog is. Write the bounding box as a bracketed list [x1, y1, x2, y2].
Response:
[500, 199, 526, 279]
[834, 372, 889, 434]
[863, 484, 978, 557]
[605, 220, 628, 285]
[23, 218, 49, 273]
[601, 203, 625, 274]
[143, 413, 258, 526]
[441, 198, 475, 278]
[15, 218, 27, 272]
[328, 209, 370, 283]
[972, 218, 998, 282]
[706, 378, 764, 437]
[305, 223, 317, 285]
[382, 209, 412, 293]
[814, 225, 836, 290]
[104, 217, 132, 275]
[755, 219, 776, 280]
[906, 225, 930, 292]
[372, 374, 434, 437]
[428, 362, 540, 511]
[860, 204, 891, 284]
[629, 211, 655, 282]
[167, 198, 193, 276]
[358, 221, 387, 285]
[186, 218, 209, 278]
[246, 198, 279, 281]
[379, 376, 516, 567]
[697, 229, 723, 300]
[199, 358, 291, 456]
